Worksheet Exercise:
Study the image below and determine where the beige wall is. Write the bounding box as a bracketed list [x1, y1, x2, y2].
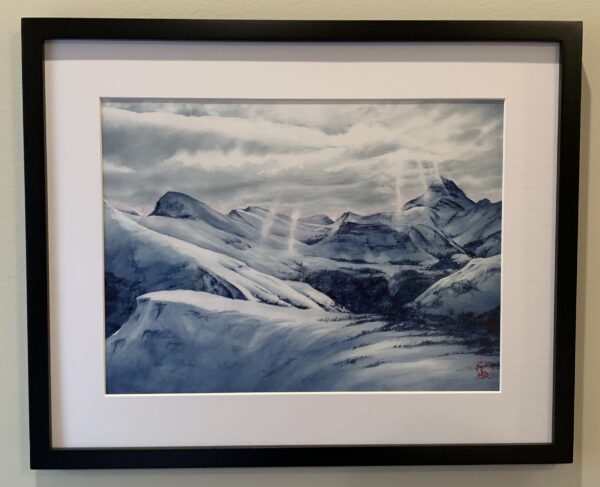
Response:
[1, 1, 598, 486]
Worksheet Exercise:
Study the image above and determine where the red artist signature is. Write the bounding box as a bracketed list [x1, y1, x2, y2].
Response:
[475, 361, 494, 379]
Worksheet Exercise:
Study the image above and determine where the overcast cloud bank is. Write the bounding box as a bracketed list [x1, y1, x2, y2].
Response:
[102, 99, 503, 217]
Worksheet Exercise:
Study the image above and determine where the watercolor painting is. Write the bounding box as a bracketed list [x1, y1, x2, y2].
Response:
[102, 99, 503, 393]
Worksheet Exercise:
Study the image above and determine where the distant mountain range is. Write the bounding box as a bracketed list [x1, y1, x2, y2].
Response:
[105, 176, 502, 333]
[104, 176, 502, 393]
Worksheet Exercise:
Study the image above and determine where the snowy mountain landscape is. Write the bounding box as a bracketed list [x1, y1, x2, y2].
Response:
[101, 98, 503, 393]
[104, 177, 502, 393]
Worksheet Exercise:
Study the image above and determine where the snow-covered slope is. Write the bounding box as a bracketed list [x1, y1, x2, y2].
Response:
[331, 211, 394, 229]
[308, 222, 431, 264]
[444, 199, 502, 250]
[464, 231, 502, 258]
[106, 178, 501, 332]
[228, 206, 333, 244]
[411, 254, 501, 316]
[299, 214, 334, 225]
[137, 191, 470, 274]
[103, 175, 502, 393]
[104, 202, 241, 335]
[406, 224, 465, 258]
[307, 221, 465, 264]
[132, 211, 299, 278]
[106, 290, 499, 393]
[104, 202, 337, 335]
[392, 206, 438, 227]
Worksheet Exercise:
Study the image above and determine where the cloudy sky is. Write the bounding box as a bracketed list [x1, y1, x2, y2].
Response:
[101, 98, 503, 218]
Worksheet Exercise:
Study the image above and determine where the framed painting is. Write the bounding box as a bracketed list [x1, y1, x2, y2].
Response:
[21, 18, 582, 468]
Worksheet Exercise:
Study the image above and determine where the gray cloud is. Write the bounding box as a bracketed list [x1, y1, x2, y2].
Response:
[449, 128, 482, 143]
[102, 116, 316, 167]
[350, 142, 402, 160]
[102, 99, 503, 217]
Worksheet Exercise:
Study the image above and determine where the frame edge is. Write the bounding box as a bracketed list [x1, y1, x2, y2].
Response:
[21, 17, 583, 469]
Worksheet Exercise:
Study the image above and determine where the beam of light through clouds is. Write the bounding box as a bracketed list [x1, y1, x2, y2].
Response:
[102, 99, 503, 217]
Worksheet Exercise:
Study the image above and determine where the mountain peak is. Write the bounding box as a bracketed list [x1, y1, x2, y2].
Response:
[150, 191, 214, 219]
[403, 177, 474, 213]
[242, 205, 270, 214]
[330, 211, 362, 228]
[150, 191, 253, 238]
[299, 214, 334, 225]
[337, 211, 363, 223]
[149, 191, 237, 228]
[425, 176, 465, 196]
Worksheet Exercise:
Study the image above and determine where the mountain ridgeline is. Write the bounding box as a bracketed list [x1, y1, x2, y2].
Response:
[104, 176, 502, 392]
[104, 177, 501, 336]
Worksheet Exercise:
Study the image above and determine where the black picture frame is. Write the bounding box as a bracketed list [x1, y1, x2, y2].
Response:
[21, 18, 582, 469]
